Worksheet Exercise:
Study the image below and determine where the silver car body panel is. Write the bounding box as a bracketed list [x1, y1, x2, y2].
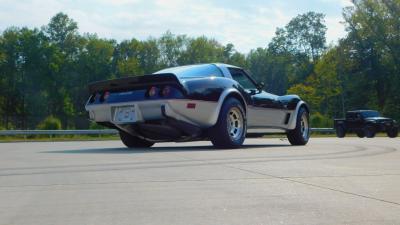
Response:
[213, 63, 307, 132]
[86, 99, 218, 128]
[86, 97, 305, 133]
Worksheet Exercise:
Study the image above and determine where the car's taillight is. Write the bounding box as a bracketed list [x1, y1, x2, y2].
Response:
[147, 86, 157, 97]
[161, 86, 171, 97]
[99, 91, 110, 102]
[103, 91, 110, 100]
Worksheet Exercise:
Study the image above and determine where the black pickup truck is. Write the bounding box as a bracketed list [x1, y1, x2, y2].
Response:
[334, 110, 398, 138]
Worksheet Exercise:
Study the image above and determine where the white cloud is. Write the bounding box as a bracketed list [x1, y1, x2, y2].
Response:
[325, 16, 347, 44]
[0, 0, 349, 53]
[319, 0, 353, 7]
[98, 0, 142, 6]
[340, 0, 353, 7]
[0, 0, 66, 29]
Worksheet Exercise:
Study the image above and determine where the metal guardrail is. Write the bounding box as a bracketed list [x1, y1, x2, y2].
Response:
[0, 128, 335, 136]
[310, 128, 335, 132]
[0, 129, 118, 136]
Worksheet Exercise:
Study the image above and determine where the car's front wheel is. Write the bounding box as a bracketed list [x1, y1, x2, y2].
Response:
[287, 107, 310, 145]
[209, 98, 246, 149]
[387, 127, 398, 138]
[119, 131, 154, 148]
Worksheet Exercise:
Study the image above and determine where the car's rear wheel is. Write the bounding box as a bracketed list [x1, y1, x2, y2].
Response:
[287, 107, 310, 145]
[119, 131, 154, 148]
[356, 130, 365, 138]
[387, 127, 398, 138]
[336, 125, 346, 138]
[364, 125, 376, 138]
[209, 98, 246, 149]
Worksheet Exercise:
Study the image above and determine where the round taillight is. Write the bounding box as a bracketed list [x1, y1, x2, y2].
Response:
[161, 86, 171, 97]
[99, 91, 110, 102]
[148, 86, 157, 97]
[103, 91, 110, 100]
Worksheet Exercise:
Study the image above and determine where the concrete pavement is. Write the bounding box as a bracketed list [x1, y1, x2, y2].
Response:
[0, 138, 399, 225]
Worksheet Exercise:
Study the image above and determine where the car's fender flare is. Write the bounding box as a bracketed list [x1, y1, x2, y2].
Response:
[287, 101, 309, 130]
[209, 88, 247, 126]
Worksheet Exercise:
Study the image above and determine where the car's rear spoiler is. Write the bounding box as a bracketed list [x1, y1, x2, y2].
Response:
[88, 73, 183, 94]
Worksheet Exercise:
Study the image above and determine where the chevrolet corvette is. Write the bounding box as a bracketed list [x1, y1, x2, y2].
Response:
[85, 63, 310, 148]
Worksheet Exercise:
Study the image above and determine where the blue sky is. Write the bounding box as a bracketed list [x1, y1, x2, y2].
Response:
[0, 0, 352, 53]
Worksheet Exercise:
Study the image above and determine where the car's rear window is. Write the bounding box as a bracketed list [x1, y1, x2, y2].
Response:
[154, 64, 223, 78]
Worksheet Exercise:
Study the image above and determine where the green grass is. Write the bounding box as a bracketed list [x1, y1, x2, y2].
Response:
[0, 134, 119, 142]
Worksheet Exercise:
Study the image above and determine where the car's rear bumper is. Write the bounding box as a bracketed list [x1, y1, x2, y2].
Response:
[85, 99, 219, 129]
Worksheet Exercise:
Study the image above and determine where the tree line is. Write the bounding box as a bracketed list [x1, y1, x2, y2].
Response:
[0, 0, 399, 129]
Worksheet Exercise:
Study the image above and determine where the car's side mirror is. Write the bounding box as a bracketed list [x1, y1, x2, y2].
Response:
[257, 82, 265, 91]
[249, 89, 257, 95]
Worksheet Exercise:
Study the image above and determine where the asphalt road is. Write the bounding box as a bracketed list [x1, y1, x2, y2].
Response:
[0, 138, 399, 225]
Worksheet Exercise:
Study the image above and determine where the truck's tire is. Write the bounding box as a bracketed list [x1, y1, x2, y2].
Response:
[364, 125, 376, 138]
[287, 107, 310, 145]
[336, 125, 346, 138]
[209, 98, 246, 149]
[356, 130, 365, 138]
[119, 131, 154, 148]
[387, 127, 398, 138]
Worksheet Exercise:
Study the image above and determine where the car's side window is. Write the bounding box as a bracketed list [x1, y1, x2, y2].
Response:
[228, 68, 257, 90]
[347, 113, 355, 120]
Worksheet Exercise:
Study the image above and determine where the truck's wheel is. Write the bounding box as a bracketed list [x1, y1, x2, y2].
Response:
[364, 125, 376, 138]
[356, 130, 365, 138]
[119, 131, 154, 148]
[336, 125, 346, 138]
[287, 107, 310, 145]
[209, 98, 246, 149]
[387, 127, 398, 138]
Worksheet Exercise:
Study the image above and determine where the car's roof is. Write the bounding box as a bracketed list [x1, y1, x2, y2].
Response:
[212, 63, 242, 69]
[154, 63, 243, 78]
[156, 63, 242, 72]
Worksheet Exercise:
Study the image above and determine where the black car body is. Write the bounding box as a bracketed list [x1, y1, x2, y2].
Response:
[334, 110, 398, 138]
[86, 63, 310, 148]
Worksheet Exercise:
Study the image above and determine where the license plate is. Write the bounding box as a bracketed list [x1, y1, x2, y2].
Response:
[113, 106, 136, 123]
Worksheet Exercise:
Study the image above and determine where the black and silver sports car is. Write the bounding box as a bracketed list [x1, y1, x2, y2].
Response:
[85, 63, 310, 148]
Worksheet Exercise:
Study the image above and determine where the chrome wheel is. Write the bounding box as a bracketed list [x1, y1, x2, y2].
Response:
[300, 113, 309, 140]
[227, 107, 244, 141]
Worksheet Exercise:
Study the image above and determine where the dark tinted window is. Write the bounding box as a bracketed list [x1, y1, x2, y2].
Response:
[361, 111, 380, 118]
[228, 68, 257, 89]
[346, 113, 355, 120]
[154, 64, 223, 78]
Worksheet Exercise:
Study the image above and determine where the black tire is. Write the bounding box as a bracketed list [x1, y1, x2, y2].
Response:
[364, 125, 376, 138]
[209, 98, 246, 149]
[387, 127, 398, 138]
[356, 130, 365, 138]
[119, 131, 154, 148]
[287, 107, 310, 145]
[336, 125, 346, 138]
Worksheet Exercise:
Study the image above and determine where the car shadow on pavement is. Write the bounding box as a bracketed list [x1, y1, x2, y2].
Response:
[42, 144, 292, 154]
